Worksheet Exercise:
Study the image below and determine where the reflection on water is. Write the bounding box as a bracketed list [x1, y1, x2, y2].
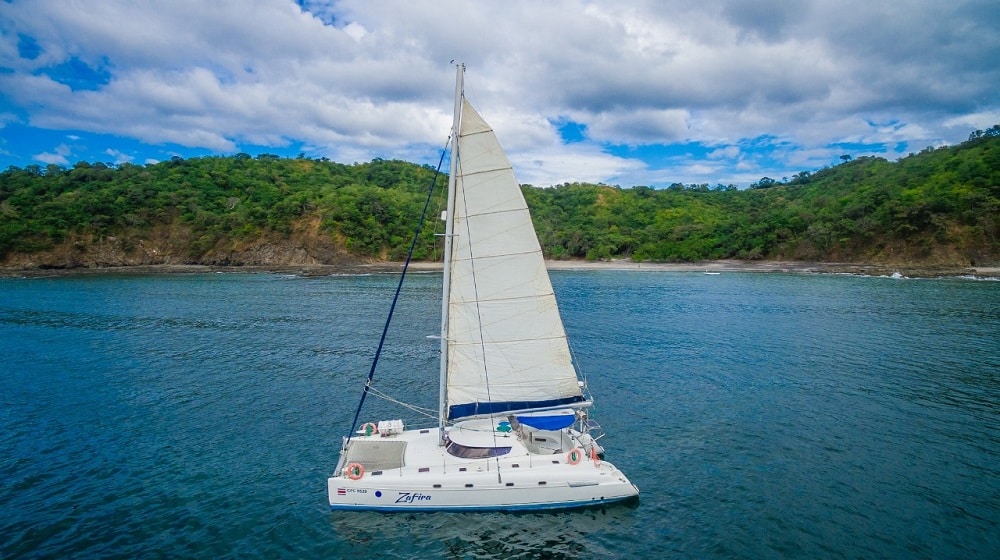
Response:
[329, 504, 640, 559]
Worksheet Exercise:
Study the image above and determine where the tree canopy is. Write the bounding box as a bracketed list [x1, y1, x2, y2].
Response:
[2, 127, 998, 267]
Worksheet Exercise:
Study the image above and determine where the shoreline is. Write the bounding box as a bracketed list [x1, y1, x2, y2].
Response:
[1, 259, 996, 279]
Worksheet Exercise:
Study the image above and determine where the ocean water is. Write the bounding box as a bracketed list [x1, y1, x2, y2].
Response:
[1, 270, 998, 559]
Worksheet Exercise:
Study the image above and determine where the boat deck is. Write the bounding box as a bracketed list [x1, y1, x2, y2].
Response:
[329, 420, 639, 511]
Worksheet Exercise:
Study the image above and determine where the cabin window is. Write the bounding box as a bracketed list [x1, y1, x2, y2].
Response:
[446, 441, 512, 459]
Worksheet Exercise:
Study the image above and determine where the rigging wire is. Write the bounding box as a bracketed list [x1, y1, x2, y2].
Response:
[344, 138, 450, 447]
[367, 386, 438, 419]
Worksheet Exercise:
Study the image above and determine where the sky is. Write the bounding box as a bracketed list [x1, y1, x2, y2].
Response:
[1, 0, 998, 188]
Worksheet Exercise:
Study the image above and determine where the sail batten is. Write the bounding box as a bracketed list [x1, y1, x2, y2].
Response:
[444, 98, 582, 423]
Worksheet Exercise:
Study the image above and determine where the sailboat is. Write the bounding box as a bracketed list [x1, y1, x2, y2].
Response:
[327, 65, 639, 511]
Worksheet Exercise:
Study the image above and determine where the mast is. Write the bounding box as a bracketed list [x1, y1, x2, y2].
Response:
[438, 63, 463, 443]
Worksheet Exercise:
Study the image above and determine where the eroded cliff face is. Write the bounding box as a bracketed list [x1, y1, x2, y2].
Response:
[1, 212, 992, 272]
[783, 236, 994, 268]
[0, 218, 359, 270]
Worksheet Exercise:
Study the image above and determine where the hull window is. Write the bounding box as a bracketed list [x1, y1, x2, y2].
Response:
[446, 441, 512, 459]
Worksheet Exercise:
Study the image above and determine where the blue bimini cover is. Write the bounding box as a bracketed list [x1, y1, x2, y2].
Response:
[516, 412, 575, 431]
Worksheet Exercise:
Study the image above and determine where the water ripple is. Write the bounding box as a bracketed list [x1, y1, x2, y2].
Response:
[1, 272, 998, 558]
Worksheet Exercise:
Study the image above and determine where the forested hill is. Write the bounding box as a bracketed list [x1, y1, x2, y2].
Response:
[1, 128, 998, 270]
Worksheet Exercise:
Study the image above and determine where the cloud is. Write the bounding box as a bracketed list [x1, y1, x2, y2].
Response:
[0, 0, 997, 186]
[33, 143, 72, 165]
[586, 109, 691, 145]
[105, 148, 134, 165]
[708, 146, 739, 160]
[943, 110, 1000, 132]
[512, 144, 645, 187]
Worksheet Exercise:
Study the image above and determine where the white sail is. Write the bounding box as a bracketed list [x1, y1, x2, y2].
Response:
[445, 99, 584, 421]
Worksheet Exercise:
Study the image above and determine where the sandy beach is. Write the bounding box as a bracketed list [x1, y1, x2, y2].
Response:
[2, 259, 995, 279]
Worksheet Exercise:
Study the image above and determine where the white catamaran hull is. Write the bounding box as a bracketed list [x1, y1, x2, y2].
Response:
[328, 425, 638, 512]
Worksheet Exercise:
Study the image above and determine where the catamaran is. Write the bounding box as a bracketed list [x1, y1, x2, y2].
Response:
[327, 65, 639, 511]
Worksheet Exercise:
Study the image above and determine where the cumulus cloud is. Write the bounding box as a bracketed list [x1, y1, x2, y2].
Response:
[105, 148, 134, 165]
[0, 0, 997, 185]
[33, 143, 72, 165]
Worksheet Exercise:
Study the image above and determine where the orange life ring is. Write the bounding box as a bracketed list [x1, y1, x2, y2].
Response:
[590, 446, 601, 466]
[361, 422, 378, 437]
[567, 448, 583, 465]
[345, 462, 365, 480]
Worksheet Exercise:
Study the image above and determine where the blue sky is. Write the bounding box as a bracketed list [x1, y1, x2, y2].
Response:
[1, 0, 998, 188]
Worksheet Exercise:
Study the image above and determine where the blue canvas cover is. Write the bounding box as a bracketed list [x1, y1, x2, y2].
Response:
[516, 413, 575, 430]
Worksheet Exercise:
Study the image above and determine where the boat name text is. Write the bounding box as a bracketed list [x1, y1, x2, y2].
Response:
[396, 492, 432, 503]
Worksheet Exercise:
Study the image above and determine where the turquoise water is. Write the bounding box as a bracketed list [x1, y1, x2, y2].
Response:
[1, 271, 998, 558]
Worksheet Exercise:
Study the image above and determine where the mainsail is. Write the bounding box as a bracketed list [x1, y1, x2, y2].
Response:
[445, 99, 584, 421]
